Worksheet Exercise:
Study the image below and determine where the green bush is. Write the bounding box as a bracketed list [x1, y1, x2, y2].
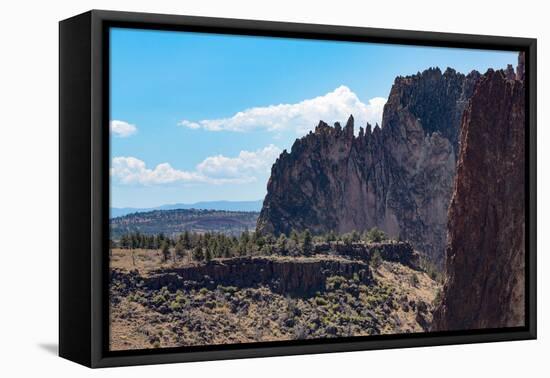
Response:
[370, 250, 383, 268]
[153, 294, 167, 305]
[302, 229, 313, 255]
[315, 297, 329, 306]
[169, 301, 182, 311]
[409, 273, 420, 287]
[365, 227, 387, 243]
[192, 246, 204, 261]
[326, 275, 346, 290]
[161, 241, 171, 262]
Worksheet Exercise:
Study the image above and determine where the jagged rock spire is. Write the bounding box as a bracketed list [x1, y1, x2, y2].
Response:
[366, 123, 372, 134]
[505, 64, 516, 80]
[344, 115, 354, 138]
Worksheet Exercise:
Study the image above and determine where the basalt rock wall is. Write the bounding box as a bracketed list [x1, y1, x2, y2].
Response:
[432, 56, 526, 330]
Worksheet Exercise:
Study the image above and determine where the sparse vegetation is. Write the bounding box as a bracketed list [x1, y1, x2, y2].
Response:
[110, 253, 439, 351]
[370, 250, 382, 269]
[161, 241, 170, 262]
[110, 226, 416, 266]
[364, 227, 388, 243]
[109, 226, 440, 351]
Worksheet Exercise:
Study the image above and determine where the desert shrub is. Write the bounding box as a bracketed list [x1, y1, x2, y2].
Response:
[153, 294, 167, 306]
[315, 297, 329, 306]
[409, 273, 420, 287]
[326, 275, 346, 290]
[174, 292, 186, 306]
[169, 301, 182, 311]
[370, 250, 383, 269]
[219, 285, 238, 294]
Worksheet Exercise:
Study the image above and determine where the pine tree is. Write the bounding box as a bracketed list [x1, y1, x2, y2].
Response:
[161, 241, 170, 262]
[241, 229, 250, 244]
[192, 246, 204, 261]
[277, 233, 288, 252]
[366, 227, 387, 243]
[325, 230, 336, 243]
[120, 234, 129, 249]
[204, 247, 212, 262]
[182, 230, 191, 249]
[290, 229, 300, 244]
[220, 238, 231, 258]
[302, 229, 313, 256]
[175, 241, 185, 260]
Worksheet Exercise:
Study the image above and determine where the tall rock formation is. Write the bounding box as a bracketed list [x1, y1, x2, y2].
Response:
[257, 68, 480, 265]
[432, 57, 526, 330]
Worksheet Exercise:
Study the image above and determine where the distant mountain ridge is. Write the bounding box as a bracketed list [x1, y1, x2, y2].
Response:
[110, 200, 263, 218]
[110, 208, 259, 238]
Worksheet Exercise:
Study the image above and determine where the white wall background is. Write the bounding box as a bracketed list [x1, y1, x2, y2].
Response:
[0, 0, 546, 375]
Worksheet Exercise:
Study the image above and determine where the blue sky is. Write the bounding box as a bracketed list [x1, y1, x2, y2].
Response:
[110, 27, 517, 208]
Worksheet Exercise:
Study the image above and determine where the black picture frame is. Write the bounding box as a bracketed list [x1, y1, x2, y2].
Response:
[59, 9, 537, 368]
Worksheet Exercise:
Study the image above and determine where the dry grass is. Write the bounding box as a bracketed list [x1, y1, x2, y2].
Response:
[374, 261, 441, 333]
[110, 248, 194, 272]
[109, 250, 441, 351]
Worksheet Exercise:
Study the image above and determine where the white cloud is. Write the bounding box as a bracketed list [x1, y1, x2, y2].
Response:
[197, 144, 281, 179]
[111, 144, 282, 186]
[178, 86, 386, 135]
[110, 120, 137, 138]
[110, 157, 206, 185]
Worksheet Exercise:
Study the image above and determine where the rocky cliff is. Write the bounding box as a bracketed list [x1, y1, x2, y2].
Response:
[257, 68, 481, 265]
[432, 58, 526, 330]
[140, 256, 372, 296]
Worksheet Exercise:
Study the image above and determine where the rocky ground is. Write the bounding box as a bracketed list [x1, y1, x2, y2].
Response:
[110, 248, 440, 350]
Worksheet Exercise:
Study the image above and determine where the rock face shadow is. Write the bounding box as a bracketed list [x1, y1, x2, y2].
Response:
[38, 343, 58, 356]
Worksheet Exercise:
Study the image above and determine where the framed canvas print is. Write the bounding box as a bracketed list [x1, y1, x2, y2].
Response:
[59, 10, 537, 368]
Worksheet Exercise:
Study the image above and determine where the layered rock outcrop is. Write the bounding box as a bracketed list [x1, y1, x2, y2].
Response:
[432, 56, 525, 330]
[114, 256, 373, 297]
[257, 68, 481, 265]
